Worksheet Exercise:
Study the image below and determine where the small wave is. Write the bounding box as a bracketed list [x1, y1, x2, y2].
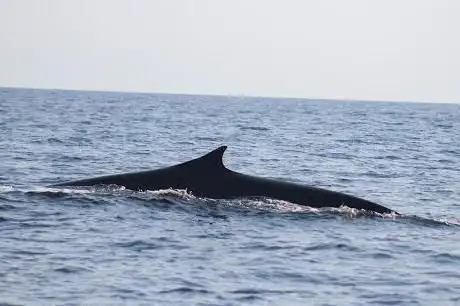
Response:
[67, 136, 93, 144]
[302, 242, 360, 252]
[430, 252, 460, 264]
[369, 252, 394, 259]
[228, 288, 300, 302]
[0, 302, 23, 306]
[229, 288, 301, 295]
[59, 155, 84, 162]
[54, 266, 93, 274]
[112, 237, 188, 252]
[10, 249, 51, 256]
[195, 136, 218, 141]
[47, 137, 64, 144]
[238, 126, 270, 131]
[0, 202, 22, 210]
[158, 287, 212, 294]
[240, 243, 296, 251]
[113, 240, 162, 251]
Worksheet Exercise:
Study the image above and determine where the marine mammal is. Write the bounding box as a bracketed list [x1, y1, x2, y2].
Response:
[52, 146, 397, 214]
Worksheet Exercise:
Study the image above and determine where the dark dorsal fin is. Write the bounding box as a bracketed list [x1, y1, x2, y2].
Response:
[182, 146, 228, 171]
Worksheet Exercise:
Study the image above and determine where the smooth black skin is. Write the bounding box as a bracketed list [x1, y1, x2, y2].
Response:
[52, 146, 397, 214]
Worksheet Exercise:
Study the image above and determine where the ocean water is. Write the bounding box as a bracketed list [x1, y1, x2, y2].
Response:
[0, 87, 459, 305]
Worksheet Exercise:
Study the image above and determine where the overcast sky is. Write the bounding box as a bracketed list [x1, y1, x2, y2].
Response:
[1, 0, 459, 102]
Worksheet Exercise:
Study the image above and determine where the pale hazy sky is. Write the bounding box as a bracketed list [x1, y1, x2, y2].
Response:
[1, 0, 459, 102]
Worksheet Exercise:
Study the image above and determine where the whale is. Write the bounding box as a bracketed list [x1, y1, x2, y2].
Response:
[51, 146, 397, 214]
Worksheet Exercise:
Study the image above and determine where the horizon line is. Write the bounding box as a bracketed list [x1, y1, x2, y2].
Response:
[1, 85, 458, 105]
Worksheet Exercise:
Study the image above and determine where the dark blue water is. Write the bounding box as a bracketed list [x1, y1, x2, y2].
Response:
[1, 88, 460, 305]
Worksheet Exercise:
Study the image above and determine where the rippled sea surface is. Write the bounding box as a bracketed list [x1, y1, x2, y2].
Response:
[1, 88, 460, 305]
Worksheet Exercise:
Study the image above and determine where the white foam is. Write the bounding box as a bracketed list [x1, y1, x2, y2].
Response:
[0, 185, 14, 193]
[0, 185, 95, 195]
[31, 186, 93, 194]
[434, 218, 460, 226]
[146, 188, 196, 200]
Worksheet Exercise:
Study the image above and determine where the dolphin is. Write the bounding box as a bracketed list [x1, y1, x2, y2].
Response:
[51, 146, 397, 214]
